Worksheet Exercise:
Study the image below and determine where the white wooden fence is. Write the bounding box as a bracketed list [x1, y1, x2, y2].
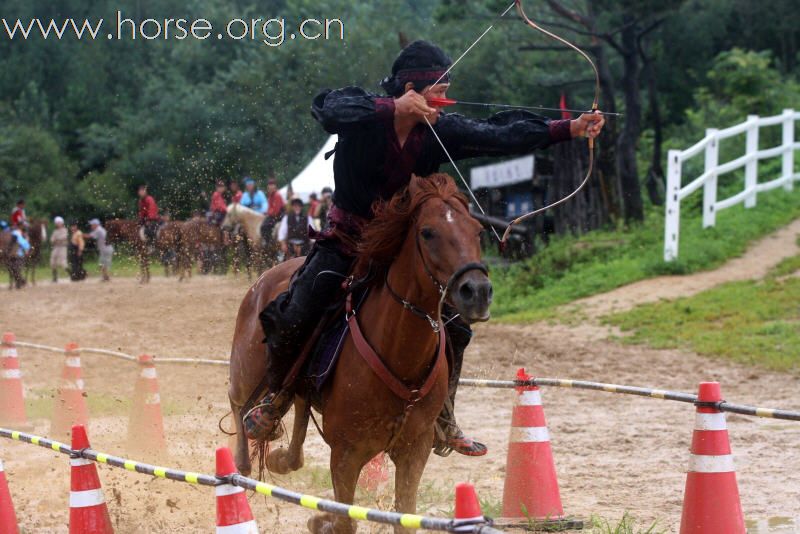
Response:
[663, 109, 800, 261]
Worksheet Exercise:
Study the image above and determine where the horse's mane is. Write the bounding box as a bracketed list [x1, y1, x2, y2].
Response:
[352, 173, 467, 278]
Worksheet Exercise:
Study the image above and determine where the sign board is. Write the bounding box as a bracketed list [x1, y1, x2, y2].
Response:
[470, 155, 535, 189]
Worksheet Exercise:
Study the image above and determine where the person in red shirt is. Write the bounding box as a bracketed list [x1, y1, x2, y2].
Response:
[229, 179, 243, 204]
[259, 177, 286, 244]
[137, 184, 160, 247]
[209, 180, 228, 225]
[10, 199, 27, 228]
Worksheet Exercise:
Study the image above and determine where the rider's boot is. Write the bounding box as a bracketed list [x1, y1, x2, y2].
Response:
[242, 341, 296, 442]
[433, 316, 488, 457]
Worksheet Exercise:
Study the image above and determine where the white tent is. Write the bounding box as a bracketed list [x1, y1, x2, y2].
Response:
[279, 135, 337, 203]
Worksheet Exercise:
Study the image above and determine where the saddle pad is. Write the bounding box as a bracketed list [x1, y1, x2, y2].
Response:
[305, 317, 349, 392]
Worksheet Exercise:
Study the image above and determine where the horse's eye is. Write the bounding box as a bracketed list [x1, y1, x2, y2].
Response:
[421, 227, 435, 240]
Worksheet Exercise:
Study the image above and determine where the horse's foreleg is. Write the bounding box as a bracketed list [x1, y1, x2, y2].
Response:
[266, 396, 309, 474]
[229, 395, 252, 476]
[308, 443, 370, 534]
[390, 431, 436, 533]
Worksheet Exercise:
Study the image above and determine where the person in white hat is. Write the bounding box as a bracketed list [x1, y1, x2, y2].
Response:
[49, 216, 68, 282]
[86, 218, 113, 282]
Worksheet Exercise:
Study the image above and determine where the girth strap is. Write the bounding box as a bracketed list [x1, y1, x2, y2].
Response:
[346, 293, 446, 403]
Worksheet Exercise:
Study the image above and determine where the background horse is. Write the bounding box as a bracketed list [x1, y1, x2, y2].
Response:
[227, 174, 492, 533]
[156, 221, 184, 278]
[105, 219, 151, 282]
[23, 219, 47, 285]
[180, 217, 224, 276]
[222, 203, 277, 276]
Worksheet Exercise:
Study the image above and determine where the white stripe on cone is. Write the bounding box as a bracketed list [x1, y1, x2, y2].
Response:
[509, 426, 550, 443]
[0, 459, 4, 471]
[516, 390, 542, 406]
[215, 484, 245, 497]
[69, 488, 107, 508]
[65, 357, 81, 368]
[140, 368, 157, 379]
[216, 520, 259, 534]
[1, 369, 21, 379]
[60, 379, 85, 391]
[694, 412, 727, 431]
[70, 458, 93, 467]
[144, 393, 161, 405]
[688, 454, 735, 473]
[1, 348, 18, 358]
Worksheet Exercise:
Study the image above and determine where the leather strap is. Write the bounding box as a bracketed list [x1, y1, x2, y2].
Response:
[346, 293, 446, 403]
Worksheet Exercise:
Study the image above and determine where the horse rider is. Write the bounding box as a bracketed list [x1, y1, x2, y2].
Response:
[248, 40, 605, 456]
[278, 197, 313, 259]
[10, 199, 27, 230]
[209, 180, 228, 226]
[240, 177, 268, 214]
[137, 184, 160, 250]
[259, 177, 286, 246]
[229, 179, 243, 204]
[7, 222, 30, 289]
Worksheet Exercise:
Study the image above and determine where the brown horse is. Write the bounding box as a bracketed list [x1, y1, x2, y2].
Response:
[156, 221, 184, 278]
[105, 219, 151, 282]
[23, 220, 47, 286]
[180, 217, 224, 276]
[228, 174, 492, 533]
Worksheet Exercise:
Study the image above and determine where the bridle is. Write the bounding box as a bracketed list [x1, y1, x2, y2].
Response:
[384, 230, 488, 333]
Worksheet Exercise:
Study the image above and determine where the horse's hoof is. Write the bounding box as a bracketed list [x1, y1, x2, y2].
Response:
[266, 447, 303, 474]
[307, 513, 346, 534]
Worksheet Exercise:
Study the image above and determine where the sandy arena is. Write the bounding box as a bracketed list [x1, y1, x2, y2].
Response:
[1, 238, 799, 532]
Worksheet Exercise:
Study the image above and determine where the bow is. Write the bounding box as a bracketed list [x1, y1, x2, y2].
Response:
[423, 0, 601, 246]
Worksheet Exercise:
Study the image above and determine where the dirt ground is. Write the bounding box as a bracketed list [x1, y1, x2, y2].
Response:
[1, 223, 799, 533]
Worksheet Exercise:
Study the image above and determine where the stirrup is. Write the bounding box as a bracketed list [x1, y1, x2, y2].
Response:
[243, 393, 289, 442]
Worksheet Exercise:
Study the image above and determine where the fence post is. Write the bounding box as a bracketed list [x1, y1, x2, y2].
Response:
[664, 149, 682, 261]
[744, 115, 759, 208]
[783, 109, 795, 191]
[703, 129, 719, 228]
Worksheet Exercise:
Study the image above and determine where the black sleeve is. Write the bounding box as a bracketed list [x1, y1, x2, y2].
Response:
[311, 87, 395, 135]
[431, 110, 562, 162]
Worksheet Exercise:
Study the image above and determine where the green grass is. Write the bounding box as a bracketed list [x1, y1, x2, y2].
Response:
[604, 274, 800, 371]
[589, 513, 665, 534]
[492, 186, 800, 322]
[24, 388, 188, 419]
[2, 249, 144, 285]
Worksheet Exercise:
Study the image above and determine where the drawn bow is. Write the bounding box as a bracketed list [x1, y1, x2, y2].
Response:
[424, 0, 601, 245]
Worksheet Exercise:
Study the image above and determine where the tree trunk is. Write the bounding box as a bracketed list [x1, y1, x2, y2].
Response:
[641, 41, 664, 206]
[550, 138, 610, 236]
[616, 17, 644, 222]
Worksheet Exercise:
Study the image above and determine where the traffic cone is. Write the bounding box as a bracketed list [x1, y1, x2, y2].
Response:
[215, 447, 259, 533]
[679, 382, 745, 533]
[501, 368, 564, 520]
[454, 482, 484, 531]
[127, 355, 166, 456]
[69, 425, 114, 534]
[0, 333, 29, 428]
[52, 343, 89, 439]
[357, 452, 389, 493]
[0, 459, 20, 534]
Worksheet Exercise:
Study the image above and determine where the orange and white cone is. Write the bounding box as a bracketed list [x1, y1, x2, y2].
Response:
[0, 333, 29, 428]
[501, 368, 564, 520]
[679, 382, 745, 533]
[69, 425, 114, 534]
[215, 447, 259, 534]
[453, 482, 484, 532]
[0, 459, 20, 534]
[52, 343, 90, 439]
[127, 355, 166, 455]
[357, 453, 389, 493]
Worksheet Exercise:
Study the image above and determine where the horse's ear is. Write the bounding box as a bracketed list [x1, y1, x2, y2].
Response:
[408, 174, 422, 197]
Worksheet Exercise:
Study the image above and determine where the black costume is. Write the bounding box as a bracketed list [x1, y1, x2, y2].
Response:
[253, 40, 573, 455]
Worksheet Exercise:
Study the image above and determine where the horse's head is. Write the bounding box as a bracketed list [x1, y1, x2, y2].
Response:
[410, 175, 492, 323]
[356, 174, 492, 323]
[221, 203, 238, 232]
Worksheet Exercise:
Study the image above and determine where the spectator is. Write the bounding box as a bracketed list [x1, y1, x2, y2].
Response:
[314, 186, 333, 229]
[260, 177, 285, 242]
[10, 199, 27, 229]
[87, 218, 113, 282]
[240, 177, 267, 214]
[278, 198, 313, 260]
[308, 193, 320, 224]
[137, 184, 160, 250]
[8, 223, 30, 289]
[50, 216, 69, 282]
[229, 179, 243, 204]
[68, 221, 86, 281]
[209, 180, 228, 225]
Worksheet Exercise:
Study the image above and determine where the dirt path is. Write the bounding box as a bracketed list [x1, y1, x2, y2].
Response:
[571, 218, 800, 318]
[0, 265, 798, 532]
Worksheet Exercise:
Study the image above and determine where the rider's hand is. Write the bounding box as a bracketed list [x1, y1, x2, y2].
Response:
[394, 90, 437, 121]
[570, 111, 605, 139]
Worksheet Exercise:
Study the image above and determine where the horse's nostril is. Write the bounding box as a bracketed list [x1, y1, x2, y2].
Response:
[459, 282, 475, 302]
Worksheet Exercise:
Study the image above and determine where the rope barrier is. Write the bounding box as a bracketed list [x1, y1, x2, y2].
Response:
[460, 378, 800, 422]
[0, 427, 501, 533]
[14, 339, 800, 421]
